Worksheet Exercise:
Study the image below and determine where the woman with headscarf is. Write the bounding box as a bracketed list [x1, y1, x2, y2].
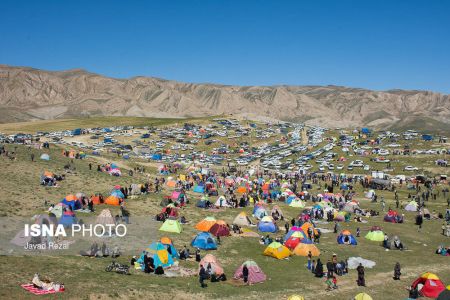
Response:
[356, 263, 365, 286]
[314, 258, 324, 278]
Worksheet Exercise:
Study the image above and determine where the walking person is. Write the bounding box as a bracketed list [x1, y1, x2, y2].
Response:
[199, 264, 208, 288]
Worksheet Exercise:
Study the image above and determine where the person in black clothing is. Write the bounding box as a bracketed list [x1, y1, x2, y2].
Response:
[88, 163, 92, 170]
[416, 213, 423, 231]
[356, 263, 365, 286]
[130, 256, 137, 266]
[195, 248, 201, 262]
[393, 262, 401, 280]
[285, 222, 289, 233]
[315, 259, 324, 277]
[199, 264, 208, 288]
[243, 264, 249, 284]
[326, 259, 334, 278]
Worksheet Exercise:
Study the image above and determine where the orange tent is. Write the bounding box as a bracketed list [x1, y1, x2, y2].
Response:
[166, 181, 176, 188]
[342, 229, 352, 235]
[195, 217, 217, 232]
[65, 194, 77, 201]
[237, 186, 247, 194]
[293, 243, 321, 257]
[301, 222, 319, 236]
[91, 195, 101, 205]
[160, 237, 172, 245]
[105, 195, 120, 206]
[44, 171, 54, 178]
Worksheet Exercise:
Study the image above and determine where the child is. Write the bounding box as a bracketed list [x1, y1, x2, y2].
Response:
[325, 276, 338, 291]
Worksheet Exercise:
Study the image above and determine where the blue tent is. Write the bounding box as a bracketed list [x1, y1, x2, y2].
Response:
[422, 134, 433, 141]
[337, 233, 358, 245]
[257, 221, 277, 233]
[111, 189, 125, 199]
[72, 128, 82, 135]
[104, 138, 113, 143]
[193, 185, 204, 193]
[286, 195, 296, 204]
[59, 212, 77, 228]
[361, 128, 371, 134]
[191, 232, 217, 250]
[60, 199, 82, 210]
[152, 154, 162, 160]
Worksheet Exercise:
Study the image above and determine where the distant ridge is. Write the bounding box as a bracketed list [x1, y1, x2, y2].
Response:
[0, 64, 448, 131]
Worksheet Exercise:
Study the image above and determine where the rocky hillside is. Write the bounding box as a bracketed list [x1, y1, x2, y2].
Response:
[0, 65, 449, 130]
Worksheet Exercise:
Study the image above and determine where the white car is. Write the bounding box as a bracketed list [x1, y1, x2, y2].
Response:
[336, 164, 344, 170]
[363, 165, 370, 171]
[404, 166, 418, 171]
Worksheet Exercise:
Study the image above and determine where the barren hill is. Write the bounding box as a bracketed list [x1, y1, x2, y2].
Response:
[0, 65, 449, 130]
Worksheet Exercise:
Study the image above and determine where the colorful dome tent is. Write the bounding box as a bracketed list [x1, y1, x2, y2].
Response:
[95, 209, 115, 226]
[234, 260, 266, 284]
[233, 211, 252, 226]
[215, 195, 232, 207]
[293, 240, 320, 257]
[384, 210, 404, 223]
[263, 242, 291, 259]
[337, 230, 357, 245]
[411, 272, 446, 298]
[354, 293, 373, 300]
[104, 195, 121, 206]
[191, 232, 218, 250]
[284, 226, 307, 242]
[160, 237, 179, 259]
[289, 198, 305, 208]
[437, 287, 450, 300]
[365, 230, 385, 242]
[49, 203, 67, 218]
[195, 217, 217, 232]
[59, 211, 77, 228]
[110, 188, 125, 199]
[405, 201, 419, 212]
[145, 242, 175, 268]
[209, 221, 230, 237]
[258, 216, 278, 233]
[344, 201, 360, 213]
[300, 222, 319, 237]
[159, 219, 182, 233]
[284, 231, 307, 250]
[287, 295, 305, 300]
[199, 254, 224, 276]
[253, 205, 268, 220]
[40, 153, 50, 161]
[61, 194, 82, 210]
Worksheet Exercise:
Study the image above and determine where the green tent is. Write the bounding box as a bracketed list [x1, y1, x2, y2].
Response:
[365, 230, 385, 242]
[159, 219, 182, 233]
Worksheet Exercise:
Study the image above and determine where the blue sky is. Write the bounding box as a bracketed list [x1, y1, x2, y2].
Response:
[1, 0, 449, 93]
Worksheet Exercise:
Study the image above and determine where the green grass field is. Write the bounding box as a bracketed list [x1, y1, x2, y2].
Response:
[0, 118, 449, 300]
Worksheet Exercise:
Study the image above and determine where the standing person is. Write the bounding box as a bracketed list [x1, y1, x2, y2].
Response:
[315, 258, 324, 278]
[307, 251, 312, 270]
[89, 163, 92, 170]
[311, 260, 316, 274]
[393, 262, 401, 280]
[284, 222, 289, 233]
[199, 264, 207, 288]
[242, 264, 249, 285]
[195, 248, 201, 262]
[356, 227, 360, 237]
[326, 259, 334, 278]
[31, 153, 35, 162]
[356, 263, 365, 286]
[416, 212, 423, 232]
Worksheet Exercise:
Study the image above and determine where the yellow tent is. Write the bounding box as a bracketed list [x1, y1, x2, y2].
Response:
[354, 293, 373, 300]
[263, 242, 291, 259]
[288, 295, 305, 300]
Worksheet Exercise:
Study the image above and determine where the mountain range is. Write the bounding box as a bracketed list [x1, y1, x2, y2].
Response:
[0, 65, 449, 131]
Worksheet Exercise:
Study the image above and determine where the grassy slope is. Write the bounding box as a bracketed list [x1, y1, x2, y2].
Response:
[0, 121, 449, 300]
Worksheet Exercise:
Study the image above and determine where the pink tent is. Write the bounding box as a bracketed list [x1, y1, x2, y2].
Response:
[234, 260, 266, 284]
[171, 191, 181, 200]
